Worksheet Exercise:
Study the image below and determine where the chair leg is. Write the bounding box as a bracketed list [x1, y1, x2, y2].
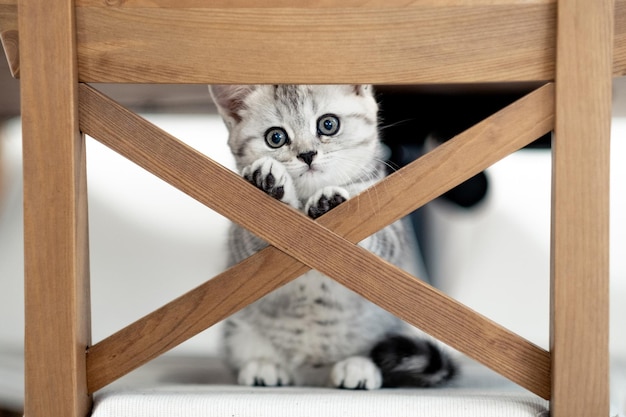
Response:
[551, 0, 613, 415]
[19, 0, 92, 416]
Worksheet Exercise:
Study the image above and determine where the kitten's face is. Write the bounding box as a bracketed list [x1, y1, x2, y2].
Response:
[211, 85, 381, 198]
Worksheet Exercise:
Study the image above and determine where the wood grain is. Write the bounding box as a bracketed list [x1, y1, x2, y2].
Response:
[0, 3, 17, 35]
[73, 0, 551, 7]
[19, 0, 92, 417]
[81, 83, 554, 398]
[617, 0, 626, 74]
[2, 0, 625, 82]
[551, 0, 613, 415]
[71, 3, 556, 84]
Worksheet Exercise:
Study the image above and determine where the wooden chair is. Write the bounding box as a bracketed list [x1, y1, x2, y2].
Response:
[0, 0, 623, 415]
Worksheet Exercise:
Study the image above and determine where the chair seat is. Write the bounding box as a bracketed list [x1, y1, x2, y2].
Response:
[4, 348, 626, 416]
[94, 387, 548, 417]
[92, 355, 549, 417]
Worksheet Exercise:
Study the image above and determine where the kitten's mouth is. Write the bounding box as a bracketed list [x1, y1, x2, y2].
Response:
[300, 166, 319, 176]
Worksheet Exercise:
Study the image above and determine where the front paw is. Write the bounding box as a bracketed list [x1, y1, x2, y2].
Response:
[242, 157, 299, 208]
[238, 359, 293, 387]
[330, 356, 382, 390]
[305, 186, 349, 219]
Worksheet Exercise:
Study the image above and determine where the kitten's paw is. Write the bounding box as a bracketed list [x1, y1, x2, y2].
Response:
[238, 359, 293, 387]
[242, 157, 300, 208]
[330, 356, 382, 390]
[305, 186, 349, 219]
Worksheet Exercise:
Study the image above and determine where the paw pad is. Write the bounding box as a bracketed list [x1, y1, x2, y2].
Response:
[306, 186, 349, 219]
[241, 157, 299, 208]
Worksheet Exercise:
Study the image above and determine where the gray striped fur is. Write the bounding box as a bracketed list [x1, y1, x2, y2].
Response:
[210, 85, 456, 389]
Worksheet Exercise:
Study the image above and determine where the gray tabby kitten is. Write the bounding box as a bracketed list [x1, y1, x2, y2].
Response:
[210, 85, 456, 389]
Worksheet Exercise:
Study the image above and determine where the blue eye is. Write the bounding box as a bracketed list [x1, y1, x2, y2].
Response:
[264, 127, 289, 148]
[317, 114, 340, 136]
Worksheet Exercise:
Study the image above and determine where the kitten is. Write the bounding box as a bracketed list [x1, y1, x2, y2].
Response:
[210, 85, 456, 389]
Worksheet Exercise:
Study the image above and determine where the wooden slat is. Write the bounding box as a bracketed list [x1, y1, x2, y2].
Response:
[0, 2, 17, 77]
[550, 0, 613, 415]
[0, 29, 17, 77]
[0, 30, 20, 78]
[616, 0, 626, 73]
[3, 0, 626, 83]
[81, 83, 554, 398]
[77, 3, 554, 84]
[19, 1, 92, 417]
[74, 0, 547, 7]
[67, 0, 626, 83]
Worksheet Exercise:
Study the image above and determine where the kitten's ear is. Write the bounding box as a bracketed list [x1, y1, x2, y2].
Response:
[353, 85, 373, 96]
[209, 85, 256, 128]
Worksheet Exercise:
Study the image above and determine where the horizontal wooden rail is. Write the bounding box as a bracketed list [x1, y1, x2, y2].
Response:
[1, 0, 626, 83]
[80, 83, 554, 398]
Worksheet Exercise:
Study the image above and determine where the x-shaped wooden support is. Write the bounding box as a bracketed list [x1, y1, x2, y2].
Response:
[78, 82, 555, 399]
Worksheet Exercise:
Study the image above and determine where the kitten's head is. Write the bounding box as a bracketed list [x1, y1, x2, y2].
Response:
[210, 85, 382, 198]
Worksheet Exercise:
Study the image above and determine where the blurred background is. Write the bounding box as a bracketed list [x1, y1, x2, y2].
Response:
[1, 56, 625, 415]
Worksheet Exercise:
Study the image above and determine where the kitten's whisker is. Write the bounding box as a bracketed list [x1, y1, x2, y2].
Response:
[374, 158, 410, 186]
[377, 118, 415, 131]
[377, 158, 400, 173]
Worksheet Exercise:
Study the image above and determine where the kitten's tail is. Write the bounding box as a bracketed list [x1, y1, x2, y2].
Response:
[370, 335, 457, 388]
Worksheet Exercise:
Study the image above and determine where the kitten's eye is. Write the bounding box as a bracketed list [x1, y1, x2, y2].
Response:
[317, 114, 340, 136]
[264, 127, 289, 148]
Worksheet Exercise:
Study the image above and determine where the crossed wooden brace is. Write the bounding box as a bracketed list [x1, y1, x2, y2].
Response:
[78, 82, 555, 399]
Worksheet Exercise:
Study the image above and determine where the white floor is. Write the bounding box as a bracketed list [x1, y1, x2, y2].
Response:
[1, 88, 625, 414]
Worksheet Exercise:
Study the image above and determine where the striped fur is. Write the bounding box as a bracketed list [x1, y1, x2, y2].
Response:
[210, 85, 456, 389]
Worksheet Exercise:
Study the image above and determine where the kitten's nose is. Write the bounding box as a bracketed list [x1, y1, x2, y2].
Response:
[298, 151, 317, 167]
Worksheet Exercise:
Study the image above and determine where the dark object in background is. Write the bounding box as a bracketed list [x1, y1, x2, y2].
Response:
[378, 87, 551, 207]
[377, 87, 552, 280]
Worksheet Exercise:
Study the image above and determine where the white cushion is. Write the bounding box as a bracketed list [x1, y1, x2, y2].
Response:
[93, 355, 550, 417]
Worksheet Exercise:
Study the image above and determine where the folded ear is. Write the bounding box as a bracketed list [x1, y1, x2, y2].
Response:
[209, 85, 256, 128]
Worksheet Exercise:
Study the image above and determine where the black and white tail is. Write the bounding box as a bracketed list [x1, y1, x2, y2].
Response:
[370, 335, 457, 388]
